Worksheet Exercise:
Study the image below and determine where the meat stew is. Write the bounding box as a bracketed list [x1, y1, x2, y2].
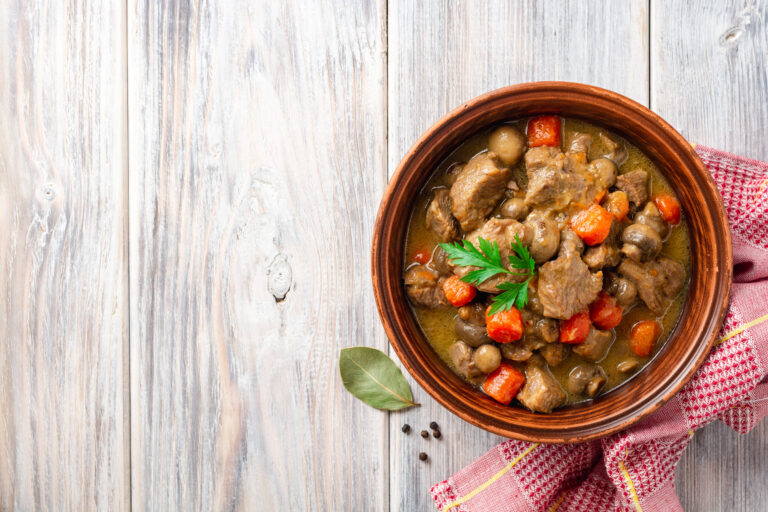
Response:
[403, 117, 690, 413]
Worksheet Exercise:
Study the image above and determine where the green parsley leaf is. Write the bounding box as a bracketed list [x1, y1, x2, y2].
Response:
[439, 234, 537, 310]
[508, 234, 535, 274]
[489, 278, 533, 314]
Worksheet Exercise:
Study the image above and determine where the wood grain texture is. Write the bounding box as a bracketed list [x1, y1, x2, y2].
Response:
[127, 0, 387, 509]
[652, 1, 768, 509]
[0, 1, 128, 510]
[387, 2, 648, 510]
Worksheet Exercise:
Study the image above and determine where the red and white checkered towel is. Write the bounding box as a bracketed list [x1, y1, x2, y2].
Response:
[431, 146, 768, 512]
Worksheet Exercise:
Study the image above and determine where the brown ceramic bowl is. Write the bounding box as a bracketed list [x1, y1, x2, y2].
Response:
[371, 82, 732, 443]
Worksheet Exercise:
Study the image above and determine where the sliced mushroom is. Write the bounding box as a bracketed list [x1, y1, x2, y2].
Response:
[567, 364, 607, 397]
[599, 133, 628, 166]
[621, 223, 662, 262]
[488, 126, 526, 166]
[500, 342, 533, 362]
[449, 341, 482, 378]
[429, 246, 454, 276]
[454, 316, 492, 347]
[473, 344, 502, 373]
[635, 202, 669, 238]
[500, 198, 529, 220]
[617, 358, 640, 373]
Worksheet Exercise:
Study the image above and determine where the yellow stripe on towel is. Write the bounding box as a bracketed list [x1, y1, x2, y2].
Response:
[441, 443, 540, 511]
[715, 312, 768, 346]
[618, 460, 643, 512]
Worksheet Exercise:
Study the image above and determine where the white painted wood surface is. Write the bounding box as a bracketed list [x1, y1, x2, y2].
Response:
[0, 1, 129, 510]
[651, 2, 768, 510]
[127, 0, 387, 510]
[0, 0, 767, 510]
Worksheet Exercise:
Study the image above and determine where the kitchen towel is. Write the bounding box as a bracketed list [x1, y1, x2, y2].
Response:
[431, 145, 768, 512]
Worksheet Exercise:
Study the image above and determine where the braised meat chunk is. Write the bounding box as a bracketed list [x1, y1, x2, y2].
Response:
[450, 152, 511, 231]
[516, 356, 566, 413]
[524, 146, 591, 210]
[618, 257, 686, 314]
[616, 169, 649, 206]
[404, 265, 449, 308]
[573, 327, 614, 361]
[538, 250, 603, 319]
[425, 189, 460, 242]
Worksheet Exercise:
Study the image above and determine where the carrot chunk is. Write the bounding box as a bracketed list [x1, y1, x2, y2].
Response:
[589, 292, 623, 330]
[442, 275, 476, 307]
[485, 306, 523, 343]
[603, 190, 630, 221]
[570, 204, 613, 246]
[559, 311, 591, 344]
[482, 362, 526, 405]
[629, 320, 662, 356]
[654, 195, 681, 225]
[527, 116, 562, 148]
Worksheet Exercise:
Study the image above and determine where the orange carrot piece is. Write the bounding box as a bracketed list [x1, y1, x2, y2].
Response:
[629, 320, 662, 356]
[485, 306, 523, 343]
[483, 363, 526, 405]
[559, 311, 591, 344]
[527, 116, 561, 148]
[442, 275, 476, 307]
[570, 204, 613, 246]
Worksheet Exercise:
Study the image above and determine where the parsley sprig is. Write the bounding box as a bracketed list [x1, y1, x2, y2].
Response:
[439, 234, 536, 314]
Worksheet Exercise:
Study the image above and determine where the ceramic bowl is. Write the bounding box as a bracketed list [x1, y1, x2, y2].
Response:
[371, 82, 732, 442]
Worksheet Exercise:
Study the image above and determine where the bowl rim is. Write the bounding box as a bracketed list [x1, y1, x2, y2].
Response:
[372, 81, 733, 443]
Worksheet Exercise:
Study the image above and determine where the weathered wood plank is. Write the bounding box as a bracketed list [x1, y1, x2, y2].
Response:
[0, 1, 128, 510]
[127, 0, 388, 509]
[387, 1, 648, 509]
[652, 1, 768, 509]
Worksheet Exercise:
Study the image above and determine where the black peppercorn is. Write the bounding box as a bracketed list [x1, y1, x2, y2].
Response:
[432, 430, 441, 439]
[419, 452, 428, 461]
[401, 423, 411, 434]
[420, 430, 429, 439]
[429, 421, 439, 430]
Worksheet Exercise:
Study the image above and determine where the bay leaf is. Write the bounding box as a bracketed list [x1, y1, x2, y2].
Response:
[339, 347, 419, 410]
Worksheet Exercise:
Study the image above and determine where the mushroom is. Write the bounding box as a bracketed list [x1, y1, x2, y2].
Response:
[604, 272, 638, 307]
[524, 210, 560, 263]
[635, 202, 669, 238]
[454, 316, 492, 347]
[621, 223, 662, 261]
[500, 342, 533, 362]
[588, 157, 618, 189]
[473, 344, 502, 373]
[500, 198, 529, 220]
[617, 358, 640, 373]
[488, 126, 526, 166]
[567, 364, 607, 397]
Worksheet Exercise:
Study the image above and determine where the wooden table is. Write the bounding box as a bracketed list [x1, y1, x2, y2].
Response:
[1, 1, 767, 510]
